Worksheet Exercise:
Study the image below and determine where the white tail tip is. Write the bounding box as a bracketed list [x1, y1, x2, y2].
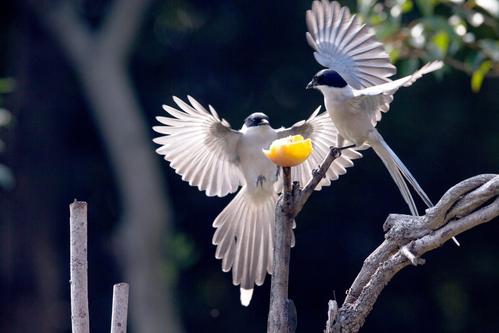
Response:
[240, 288, 253, 306]
[452, 236, 460, 246]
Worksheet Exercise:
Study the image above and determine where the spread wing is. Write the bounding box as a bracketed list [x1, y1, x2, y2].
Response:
[351, 61, 444, 126]
[306, 0, 396, 90]
[355, 61, 443, 96]
[153, 96, 243, 197]
[277, 106, 363, 190]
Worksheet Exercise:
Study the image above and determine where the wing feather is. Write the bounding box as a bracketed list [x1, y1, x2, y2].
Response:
[306, 0, 396, 90]
[153, 96, 242, 197]
[351, 61, 444, 126]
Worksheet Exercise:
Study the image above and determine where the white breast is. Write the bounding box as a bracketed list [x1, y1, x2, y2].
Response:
[321, 86, 374, 145]
[238, 125, 279, 195]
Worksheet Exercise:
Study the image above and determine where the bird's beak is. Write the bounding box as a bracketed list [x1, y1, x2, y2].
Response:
[306, 79, 316, 90]
[261, 119, 269, 125]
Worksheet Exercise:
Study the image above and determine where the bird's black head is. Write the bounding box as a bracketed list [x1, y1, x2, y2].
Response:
[244, 112, 270, 127]
[306, 69, 347, 89]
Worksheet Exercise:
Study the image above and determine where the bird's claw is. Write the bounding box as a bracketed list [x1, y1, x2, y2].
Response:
[256, 175, 266, 187]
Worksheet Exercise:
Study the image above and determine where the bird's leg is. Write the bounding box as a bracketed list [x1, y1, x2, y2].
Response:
[338, 144, 356, 150]
[337, 134, 345, 148]
[256, 175, 267, 187]
[312, 144, 357, 176]
[336, 134, 357, 150]
[328, 144, 356, 159]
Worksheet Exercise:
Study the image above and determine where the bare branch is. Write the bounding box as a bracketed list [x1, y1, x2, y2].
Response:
[324, 300, 338, 333]
[268, 148, 348, 333]
[295, 145, 355, 214]
[98, 0, 154, 62]
[425, 174, 496, 229]
[268, 167, 295, 333]
[327, 174, 499, 333]
[30, 0, 153, 64]
[69, 201, 90, 333]
[446, 175, 499, 221]
[400, 245, 425, 266]
[29, 1, 92, 69]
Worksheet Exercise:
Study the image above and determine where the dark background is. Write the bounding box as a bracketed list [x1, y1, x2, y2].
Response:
[1, 0, 498, 332]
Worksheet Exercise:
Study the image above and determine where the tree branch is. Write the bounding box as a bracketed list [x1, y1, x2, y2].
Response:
[268, 167, 296, 333]
[268, 147, 350, 333]
[294, 146, 353, 214]
[98, 0, 154, 62]
[325, 174, 499, 333]
[28, 0, 92, 68]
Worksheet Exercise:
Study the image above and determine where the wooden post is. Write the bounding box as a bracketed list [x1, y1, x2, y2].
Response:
[69, 201, 90, 333]
[111, 283, 130, 333]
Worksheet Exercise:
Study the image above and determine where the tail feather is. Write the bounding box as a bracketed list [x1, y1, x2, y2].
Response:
[212, 187, 277, 306]
[384, 144, 433, 207]
[368, 130, 431, 215]
[369, 131, 460, 246]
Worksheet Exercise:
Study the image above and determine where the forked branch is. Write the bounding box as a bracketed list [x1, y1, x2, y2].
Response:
[326, 174, 499, 333]
[268, 146, 353, 333]
[266, 145, 498, 333]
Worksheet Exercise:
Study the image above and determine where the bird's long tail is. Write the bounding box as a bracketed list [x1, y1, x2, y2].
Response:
[212, 187, 277, 306]
[368, 130, 433, 216]
[368, 130, 460, 246]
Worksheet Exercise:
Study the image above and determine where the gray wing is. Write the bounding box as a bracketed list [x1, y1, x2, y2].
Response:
[351, 61, 443, 126]
[306, 0, 396, 89]
[277, 106, 363, 190]
[153, 96, 243, 197]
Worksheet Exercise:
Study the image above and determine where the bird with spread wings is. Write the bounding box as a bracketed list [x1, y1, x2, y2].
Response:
[153, 96, 362, 305]
[305, 0, 452, 231]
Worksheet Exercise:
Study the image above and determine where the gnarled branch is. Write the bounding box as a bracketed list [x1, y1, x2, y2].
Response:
[326, 174, 499, 333]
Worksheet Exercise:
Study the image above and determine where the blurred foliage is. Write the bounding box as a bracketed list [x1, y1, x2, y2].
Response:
[435, 279, 468, 332]
[358, 0, 499, 91]
[162, 232, 200, 284]
[0, 77, 13, 190]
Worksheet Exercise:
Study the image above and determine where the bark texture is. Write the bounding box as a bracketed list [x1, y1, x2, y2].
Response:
[268, 147, 346, 333]
[69, 201, 90, 333]
[267, 146, 498, 333]
[111, 283, 129, 333]
[325, 174, 499, 333]
[268, 167, 296, 333]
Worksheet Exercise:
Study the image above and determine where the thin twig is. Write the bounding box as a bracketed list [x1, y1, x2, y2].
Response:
[69, 201, 90, 333]
[324, 300, 338, 333]
[295, 145, 355, 214]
